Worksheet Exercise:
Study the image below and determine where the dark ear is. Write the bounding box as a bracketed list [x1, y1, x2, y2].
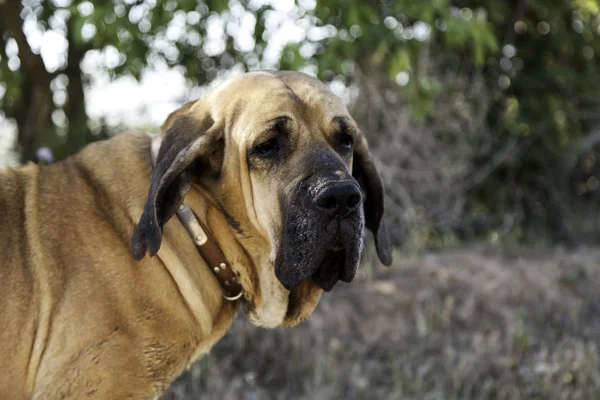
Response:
[131, 105, 223, 260]
[352, 134, 393, 266]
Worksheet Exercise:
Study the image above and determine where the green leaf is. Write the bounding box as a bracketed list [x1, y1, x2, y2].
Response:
[206, 0, 228, 14]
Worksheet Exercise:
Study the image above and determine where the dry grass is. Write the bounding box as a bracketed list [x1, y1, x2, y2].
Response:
[161, 246, 600, 400]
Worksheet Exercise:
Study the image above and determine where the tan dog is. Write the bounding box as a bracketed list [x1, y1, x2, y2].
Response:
[0, 71, 391, 399]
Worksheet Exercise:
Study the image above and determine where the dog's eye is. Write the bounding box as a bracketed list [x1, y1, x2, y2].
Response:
[254, 138, 280, 157]
[339, 133, 354, 149]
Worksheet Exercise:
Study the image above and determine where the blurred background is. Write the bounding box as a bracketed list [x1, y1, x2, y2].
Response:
[2, 0, 600, 398]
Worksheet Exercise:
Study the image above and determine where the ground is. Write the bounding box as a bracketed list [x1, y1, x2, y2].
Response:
[161, 246, 600, 400]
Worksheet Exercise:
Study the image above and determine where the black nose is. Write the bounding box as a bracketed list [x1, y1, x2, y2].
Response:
[313, 180, 362, 216]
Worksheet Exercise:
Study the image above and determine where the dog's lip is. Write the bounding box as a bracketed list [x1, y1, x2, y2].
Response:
[311, 249, 345, 291]
[329, 241, 345, 251]
[282, 279, 321, 326]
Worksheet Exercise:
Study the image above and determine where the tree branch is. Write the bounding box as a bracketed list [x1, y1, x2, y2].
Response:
[0, 25, 7, 58]
[503, 0, 528, 45]
[0, 24, 18, 119]
[0, 0, 52, 82]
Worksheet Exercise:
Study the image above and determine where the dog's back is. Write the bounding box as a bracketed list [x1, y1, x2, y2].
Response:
[0, 133, 159, 398]
[0, 164, 45, 398]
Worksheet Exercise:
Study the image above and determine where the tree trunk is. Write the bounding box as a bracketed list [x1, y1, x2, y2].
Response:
[17, 80, 54, 162]
[63, 21, 94, 157]
[0, 0, 56, 163]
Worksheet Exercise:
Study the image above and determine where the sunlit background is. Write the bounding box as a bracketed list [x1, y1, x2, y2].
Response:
[0, 0, 317, 164]
[2, 0, 600, 399]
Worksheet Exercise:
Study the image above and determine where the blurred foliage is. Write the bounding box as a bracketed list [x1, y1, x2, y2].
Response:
[0, 0, 269, 161]
[1, 0, 600, 243]
[281, 0, 600, 245]
[281, 0, 498, 118]
[457, 0, 600, 245]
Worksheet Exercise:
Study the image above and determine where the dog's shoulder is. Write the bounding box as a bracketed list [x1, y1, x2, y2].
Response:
[74, 130, 152, 166]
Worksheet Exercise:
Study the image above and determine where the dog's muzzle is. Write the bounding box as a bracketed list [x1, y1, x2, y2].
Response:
[275, 150, 366, 292]
[307, 176, 363, 290]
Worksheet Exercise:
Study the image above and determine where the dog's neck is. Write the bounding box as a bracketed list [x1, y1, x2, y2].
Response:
[148, 134, 300, 329]
[150, 135, 243, 301]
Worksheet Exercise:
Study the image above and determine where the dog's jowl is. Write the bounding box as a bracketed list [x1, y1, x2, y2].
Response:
[0, 71, 392, 399]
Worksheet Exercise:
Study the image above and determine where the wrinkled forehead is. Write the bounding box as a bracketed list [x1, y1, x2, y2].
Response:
[198, 72, 352, 143]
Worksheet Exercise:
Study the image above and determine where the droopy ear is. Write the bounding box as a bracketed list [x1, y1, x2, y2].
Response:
[352, 134, 393, 266]
[131, 103, 223, 260]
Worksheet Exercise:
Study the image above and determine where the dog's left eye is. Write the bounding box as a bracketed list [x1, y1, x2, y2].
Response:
[339, 133, 354, 149]
[254, 138, 280, 157]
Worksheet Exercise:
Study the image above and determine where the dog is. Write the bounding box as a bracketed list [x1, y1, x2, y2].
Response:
[0, 71, 392, 399]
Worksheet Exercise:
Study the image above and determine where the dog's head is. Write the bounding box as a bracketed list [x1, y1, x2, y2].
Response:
[131, 71, 392, 327]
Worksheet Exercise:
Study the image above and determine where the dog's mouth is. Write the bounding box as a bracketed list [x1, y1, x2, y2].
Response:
[275, 174, 366, 295]
[275, 214, 364, 293]
[311, 249, 346, 291]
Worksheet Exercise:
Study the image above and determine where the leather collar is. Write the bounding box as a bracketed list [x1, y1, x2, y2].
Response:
[150, 135, 243, 301]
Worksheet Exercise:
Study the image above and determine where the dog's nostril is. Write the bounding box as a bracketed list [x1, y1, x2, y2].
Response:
[346, 193, 361, 209]
[317, 195, 339, 211]
[313, 182, 362, 215]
